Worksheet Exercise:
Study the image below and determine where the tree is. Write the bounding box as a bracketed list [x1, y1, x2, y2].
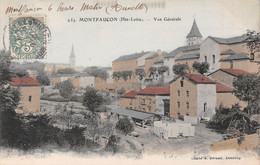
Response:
[121, 71, 133, 81]
[0, 50, 27, 149]
[157, 66, 169, 82]
[135, 68, 146, 80]
[11, 68, 28, 77]
[59, 79, 74, 98]
[10, 61, 45, 75]
[84, 66, 108, 80]
[112, 71, 122, 81]
[36, 74, 50, 86]
[117, 87, 126, 95]
[172, 64, 189, 75]
[116, 117, 134, 135]
[207, 104, 255, 140]
[83, 86, 103, 113]
[233, 74, 260, 115]
[192, 61, 209, 75]
[245, 30, 260, 54]
[148, 67, 157, 77]
[57, 68, 76, 74]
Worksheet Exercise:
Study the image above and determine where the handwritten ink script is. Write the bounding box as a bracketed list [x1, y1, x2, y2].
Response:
[5, 2, 148, 15]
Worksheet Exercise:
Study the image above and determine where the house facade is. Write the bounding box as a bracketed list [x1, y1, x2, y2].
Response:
[170, 74, 216, 119]
[120, 90, 137, 110]
[200, 35, 259, 73]
[208, 69, 251, 88]
[9, 77, 41, 113]
[112, 51, 154, 92]
[216, 83, 247, 109]
[135, 86, 170, 115]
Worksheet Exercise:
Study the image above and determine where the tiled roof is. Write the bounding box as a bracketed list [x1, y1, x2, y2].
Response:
[183, 73, 216, 84]
[165, 44, 200, 58]
[9, 77, 41, 86]
[186, 20, 202, 38]
[175, 53, 200, 61]
[220, 49, 235, 55]
[220, 53, 249, 61]
[209, 35, 248, 44]
[221, 69, 251, 77]
[111, 108, 154, 120]
[113, 51, 150, 62]
[137, 86, 170, 95]
[121, 90, 137, 98]
[216, 83, 233, 93]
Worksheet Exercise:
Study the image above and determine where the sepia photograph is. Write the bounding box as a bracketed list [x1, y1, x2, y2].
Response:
[0, 0, 259, 164]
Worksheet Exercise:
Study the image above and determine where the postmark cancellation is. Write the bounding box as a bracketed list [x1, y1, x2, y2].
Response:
[9, 15, 47, 59]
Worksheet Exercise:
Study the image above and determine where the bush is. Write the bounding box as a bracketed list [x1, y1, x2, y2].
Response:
[207, 104, 256, 139]
[59, 80, 74, 98]
[192, 61, 209, 75]
[83, 87, 103, 113]
[172, 64, 189, 75]
[116, 117, 134, 135]
[117, 87, 126, 96]
[64, 126, 86, 149]
[105, 135, 120, 154]
[41, 95, 70, 102]
[36, 74, 50, 86]
[70, 95, 83, 103]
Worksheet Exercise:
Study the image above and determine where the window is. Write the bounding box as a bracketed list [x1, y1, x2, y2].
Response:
[186, 113, 189, 116]
[149, 106, 151, 111]
[186, 102, 189, 109]
[186, 91, 189, 97]
[250, 53, 254, 60]
[186, 62, 188, 66]
[29, 96, 32, 102]
[178, 90, 180, 96]
[230, 60, 233, 69]
[213, 55, 215, 64]
[143, 108, 145, 111]
[180, 80, 184, 87]
[130, 99, 133, 105]
[204, 103, 207, 112]
[205, 56, 207, 63]
[177, 101, 180, 108]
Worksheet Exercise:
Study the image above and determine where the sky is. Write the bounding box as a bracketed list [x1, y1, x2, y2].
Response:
[0, 0, 259, 68]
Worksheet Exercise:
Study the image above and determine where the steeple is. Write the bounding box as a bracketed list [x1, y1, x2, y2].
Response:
[186, 19, 203, 46]
[70, 44, 75, 57]
[69, 44, 76, 69]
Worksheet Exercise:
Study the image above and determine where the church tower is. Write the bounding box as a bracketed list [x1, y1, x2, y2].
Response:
[186, 19, 202, 46]
[69, 44, 76, 69]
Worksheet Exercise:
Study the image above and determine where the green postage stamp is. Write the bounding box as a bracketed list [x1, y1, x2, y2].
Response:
[9, 15, 47, 59]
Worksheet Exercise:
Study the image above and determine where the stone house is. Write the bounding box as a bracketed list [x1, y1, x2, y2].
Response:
[208, 68, 251, 88]
[216, 82, 247, 109]
[199, 35, 259, 73]
[135, 86, 170, 116]
[9, 77, 41, 113]
[120, 90, 137, 110]
[112, 51, 154, 92]
[169, 74, 216, 120]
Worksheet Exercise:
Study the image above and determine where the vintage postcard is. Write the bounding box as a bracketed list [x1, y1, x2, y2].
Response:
[0, 0, 259, 164]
